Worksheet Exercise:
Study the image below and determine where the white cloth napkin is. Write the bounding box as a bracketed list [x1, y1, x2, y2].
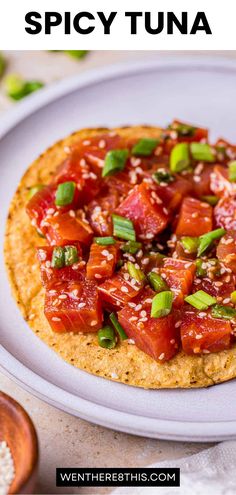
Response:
[113, 441, 236, 495]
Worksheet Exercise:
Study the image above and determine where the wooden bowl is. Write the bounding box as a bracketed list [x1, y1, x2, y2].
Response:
[0, 391, 39, 494]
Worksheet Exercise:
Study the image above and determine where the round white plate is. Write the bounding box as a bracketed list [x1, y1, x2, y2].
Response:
[1, 57, 236, 442]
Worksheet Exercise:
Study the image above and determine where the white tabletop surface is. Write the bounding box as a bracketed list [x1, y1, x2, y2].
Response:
[1, 50, 234, 494]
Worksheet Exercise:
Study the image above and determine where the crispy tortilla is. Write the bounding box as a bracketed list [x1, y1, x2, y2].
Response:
[4, 126, 236, 389]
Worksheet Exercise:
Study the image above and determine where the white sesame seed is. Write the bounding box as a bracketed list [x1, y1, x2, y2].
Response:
[69, 210, 76, 217]
[95, 274, 102, 279]
[111, 372, 118, 379]
[159, 353, 165, 360]
[98, 139, 106, 149]
[121, 286, 129, 293]
[140, 310, 147, 317]
[101, 249, 109, 257]
[175, 321, 182, 328]
[59, 294, 67, 300]
[134, 304, 142, 311]
[52, 317, 61, 322]
[223, 298, 231, 304]
[0, 441, 15, 493]
[91, 320, 98, 326]
[78, 302, 86, 308]
[71, 289, 79, 297]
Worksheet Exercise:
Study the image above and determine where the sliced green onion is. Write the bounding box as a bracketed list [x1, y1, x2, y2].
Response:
[190, 142, 215, 162]
[102, 149, 129, 177]
[197, 228, 226, 257]
[211, 305, 236, 320]
[148, 272, 168, 293]
[94, 237, 115, 246]
[231, 291, 236, 305]
[196, 259, 207, 278]
[121, 240, 142, 254]
[55, 181, 76, 206]
[170, 143, 190, 173]
[185, 290, 216, 310]
[229, 161, 236, 182]
[151, 291, 173, 318]
[169, 123, 196, 137]
[152, 170, 174, 184]
[109, 312, 128, 340]
[28, 184, 44, 199]
[64, 50, 88, 59]
[64, 246, 79, 266]
[24, 80, 44, 94]
[0, 52, 6, 77]
[180, 236, 199, 254]
[5, 74, 44, 101]
[200, 195, 219, 206]
[112, 214, 136, 241]
[51, 246, 65, 269]
[127, 262, 146, 283]
[98, 325, 116, 349]
[132, 138, 159, 157]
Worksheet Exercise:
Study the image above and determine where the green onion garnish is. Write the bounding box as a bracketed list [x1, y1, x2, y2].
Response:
[185, 290, 216, 310]
[5, 74, 44, 101]
[64, 246, 79, 266]
[127, 262, 146, 283]
[112, 214, 136, 241]
[28, 184, 44, 199]
[51, 247, 65, 269]
[109, 313, 128, 340]
[0, 52, 6, 78]
[231, 291, 236, 305]
[169, 123, 196, 137]
[180, 236, 199, 254]
[152, 170, 174, 184]
[64, 50, 88, 59]
[151, 291, 173, 318]
[55, 181, 76, 206]
[94, 237, 115, 246]
[98, 325, 116, 349]
[148, 272, 168, 292]
[132, 138, 159, 157]
[197, 228, 226, 257]
[211, 305, 236, 320]
[121, 240, 142, 254]
[229, 161, 236, 182]
[190, 142, 215, 162]
[196, 259, 207, 278]
[102, 149, 129, 177]
[170, 143, 190, 173]
[200, 195, 219, 206]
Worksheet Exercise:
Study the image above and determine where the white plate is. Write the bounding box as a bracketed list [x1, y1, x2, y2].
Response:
[1, 57, 236, 442]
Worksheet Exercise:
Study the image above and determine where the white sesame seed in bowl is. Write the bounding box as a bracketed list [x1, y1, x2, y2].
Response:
[0, 392, 38, 494]
[0, 441, 14, 494]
